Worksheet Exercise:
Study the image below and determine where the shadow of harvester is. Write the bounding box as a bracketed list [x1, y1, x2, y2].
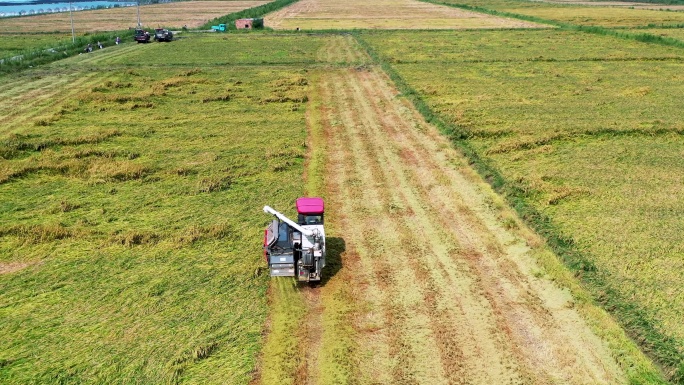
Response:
[318, 237, 345, 287]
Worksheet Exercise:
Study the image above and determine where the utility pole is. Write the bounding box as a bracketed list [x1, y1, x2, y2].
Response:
[69, 1, 75, 43]
[136, 0, 141, 27]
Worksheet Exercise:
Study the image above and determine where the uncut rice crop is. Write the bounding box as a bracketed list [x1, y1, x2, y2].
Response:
[63, 33, 330, 67]
[501, 7, 684, 27]
[430, 0, 684, 27]
[0, 34, 317, 384]
[360, 29, 683, 63]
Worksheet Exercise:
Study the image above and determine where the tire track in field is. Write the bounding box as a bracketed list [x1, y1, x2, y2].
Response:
[72, 44, 141, 65]
[313, 67, 628, 384]
[0, 45, 146, 136]
[316, 34, 370, 65]
[333, 69, 432, 384]
[338, 68, 519, 384]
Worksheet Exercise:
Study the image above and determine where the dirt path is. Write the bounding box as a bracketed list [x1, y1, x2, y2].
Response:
[266, 65, 630, 385]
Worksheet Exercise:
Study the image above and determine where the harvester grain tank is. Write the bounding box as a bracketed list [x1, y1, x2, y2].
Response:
[263, 197, 326, 282]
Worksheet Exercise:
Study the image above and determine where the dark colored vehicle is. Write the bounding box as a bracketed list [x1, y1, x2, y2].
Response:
[154, 28, 173, 42]
[134, 29, 150, 43]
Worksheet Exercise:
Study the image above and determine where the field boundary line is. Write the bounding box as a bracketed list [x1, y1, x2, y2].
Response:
[352, 31, 676, 385]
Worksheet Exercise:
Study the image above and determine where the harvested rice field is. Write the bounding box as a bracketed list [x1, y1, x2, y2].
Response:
[432, 0, 684, 27]
[531, 0, 684, 11]
[504, 7, 684, 27]
[264, 0, 547, 30]
[0, 1, 268, 33]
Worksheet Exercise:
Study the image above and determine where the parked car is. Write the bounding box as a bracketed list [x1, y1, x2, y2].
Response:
[154, 28, 173, 42]
[134, 29, 150, 43]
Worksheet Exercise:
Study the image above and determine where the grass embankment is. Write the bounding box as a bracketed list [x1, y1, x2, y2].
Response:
[620, 26, 684, 44]
[359, 28, 684, 383]
[0, 33, 72, 58]
[0, 31, 134, 75]
[0, 33, 335, 384]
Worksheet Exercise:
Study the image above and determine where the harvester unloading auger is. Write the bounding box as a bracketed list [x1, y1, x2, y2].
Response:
[263, 197, 326, 282]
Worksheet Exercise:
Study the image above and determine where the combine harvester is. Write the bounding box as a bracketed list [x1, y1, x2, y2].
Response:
[263, 197, 326, 282]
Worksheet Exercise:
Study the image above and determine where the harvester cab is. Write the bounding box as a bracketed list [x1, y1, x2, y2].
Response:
[263, 197, 326, 282]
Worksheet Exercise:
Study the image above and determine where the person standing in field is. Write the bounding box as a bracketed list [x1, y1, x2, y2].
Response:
[115, 36, 121, 45]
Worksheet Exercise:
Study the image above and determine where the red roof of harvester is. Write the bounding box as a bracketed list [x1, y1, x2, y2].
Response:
[296, 197, 324, 215]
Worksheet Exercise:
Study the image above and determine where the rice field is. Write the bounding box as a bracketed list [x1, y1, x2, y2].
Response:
[361, 28, 684, 381]
[0, 0, 269, 33]
[503, 7, 684, 27]
[264, 0, 546, 30]
[61, 33, 338, 67]
[0, 33, 359, 384]
[431, 0, 684, 27]
[3, 0, 684, 383]
[533, 0, 684, 10]
[361, 29, 683, 63]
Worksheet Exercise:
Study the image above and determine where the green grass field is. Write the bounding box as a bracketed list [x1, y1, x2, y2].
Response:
[0, 33, 351, 383]
[361, 28, 684, 381]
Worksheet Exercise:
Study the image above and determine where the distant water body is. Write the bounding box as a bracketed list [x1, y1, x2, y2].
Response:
[0, 1, 135, 17]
